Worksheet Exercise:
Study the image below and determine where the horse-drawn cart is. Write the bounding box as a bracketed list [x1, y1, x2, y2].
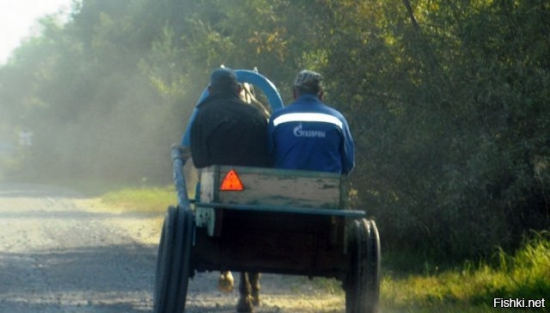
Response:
[153, 70, 381, 313]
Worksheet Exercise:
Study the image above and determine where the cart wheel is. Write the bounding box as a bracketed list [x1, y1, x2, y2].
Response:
[154, 206, 194, 313]
[345, 219, 380, 313]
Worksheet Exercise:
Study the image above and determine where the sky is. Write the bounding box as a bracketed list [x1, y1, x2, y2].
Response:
[0, 0, 74, 65]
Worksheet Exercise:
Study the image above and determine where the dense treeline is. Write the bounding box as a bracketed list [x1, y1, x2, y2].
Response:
[1, 0, 548, 260]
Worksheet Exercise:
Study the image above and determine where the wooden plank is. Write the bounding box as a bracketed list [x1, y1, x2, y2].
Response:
[199, 165, 347, 209]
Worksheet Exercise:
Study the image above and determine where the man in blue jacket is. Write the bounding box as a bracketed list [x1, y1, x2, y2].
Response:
[268, 70, 355, 174]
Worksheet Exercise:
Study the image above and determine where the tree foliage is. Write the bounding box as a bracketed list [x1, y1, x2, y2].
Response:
[0, 0, 548, 260]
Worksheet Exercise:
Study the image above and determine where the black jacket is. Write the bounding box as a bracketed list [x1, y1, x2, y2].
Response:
[190, 91, 270, 168]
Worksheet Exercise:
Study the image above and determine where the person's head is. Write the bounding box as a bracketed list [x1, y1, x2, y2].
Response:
[208, 67, 242, 94]
[293, 70, 324, 100]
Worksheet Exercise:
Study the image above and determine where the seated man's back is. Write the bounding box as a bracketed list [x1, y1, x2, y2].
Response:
[268, 70, 355, 174]
[191, 68, 270, 168]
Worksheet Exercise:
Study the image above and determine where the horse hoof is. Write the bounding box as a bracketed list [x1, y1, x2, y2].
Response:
[236, 296, 254, 312]
[251, 293, 260, 306]
[217, 271, 234, 293]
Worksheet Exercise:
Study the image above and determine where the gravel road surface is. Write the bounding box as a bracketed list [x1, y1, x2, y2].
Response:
[0, 183, 345, 313]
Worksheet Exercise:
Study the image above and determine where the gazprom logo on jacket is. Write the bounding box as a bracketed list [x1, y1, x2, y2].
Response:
[293, 124, 326, 138]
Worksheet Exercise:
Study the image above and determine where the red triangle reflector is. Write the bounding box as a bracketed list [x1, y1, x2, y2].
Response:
[220, 169, 244, 191]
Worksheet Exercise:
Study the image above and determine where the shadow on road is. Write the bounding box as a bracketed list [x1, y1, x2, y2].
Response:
[0, 300, 151, 313]
[0, 243, 157, 312]
[0, 210, 158, 220]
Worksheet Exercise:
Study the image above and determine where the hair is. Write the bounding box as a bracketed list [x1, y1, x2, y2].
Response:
[294, 84, 322, 96]
[293, 70, 323, 96]
[209, 68, 239, 93]
[210, 81, 239, 93]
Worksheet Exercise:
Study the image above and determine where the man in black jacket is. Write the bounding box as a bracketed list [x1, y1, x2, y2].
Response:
[190, 68, 270, 168]
[190, 67, 267, 313]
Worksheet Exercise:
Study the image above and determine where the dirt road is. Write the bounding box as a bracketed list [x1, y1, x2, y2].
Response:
[0, 183, 345, 313]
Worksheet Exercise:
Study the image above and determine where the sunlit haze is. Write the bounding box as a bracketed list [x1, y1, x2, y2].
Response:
[0, 0, 74, 65]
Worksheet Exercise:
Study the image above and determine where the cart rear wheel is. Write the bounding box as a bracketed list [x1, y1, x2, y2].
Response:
[154, 206, 194, 313]
[345, 219, 380, 313]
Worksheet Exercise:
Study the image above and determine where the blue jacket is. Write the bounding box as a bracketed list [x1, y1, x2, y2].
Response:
[268, 94, 355, 174]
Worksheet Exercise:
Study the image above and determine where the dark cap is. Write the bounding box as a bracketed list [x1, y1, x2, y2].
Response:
[293, 70, 323, 93]
[210, 67, 238, 90]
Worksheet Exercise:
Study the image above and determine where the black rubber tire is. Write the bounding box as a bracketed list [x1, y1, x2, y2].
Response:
[153, 206, 194, 313]
[345, 219, 381, 313]
[153, 207, 172, 306]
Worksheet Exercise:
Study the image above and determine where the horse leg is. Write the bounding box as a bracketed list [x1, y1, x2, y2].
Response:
[217, 271, 234, 293]
[236, 272, 254, 312]
[248, 272, 261, 306]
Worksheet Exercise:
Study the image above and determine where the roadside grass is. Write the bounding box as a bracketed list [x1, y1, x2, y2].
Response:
[100, 186, 177, 214]
[310, 234, 549, 312]
[381, 232, 549, 312]
[45, 178, 177, 212]
[98, 185, 177, 230]
[98, 186, 549, 312]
